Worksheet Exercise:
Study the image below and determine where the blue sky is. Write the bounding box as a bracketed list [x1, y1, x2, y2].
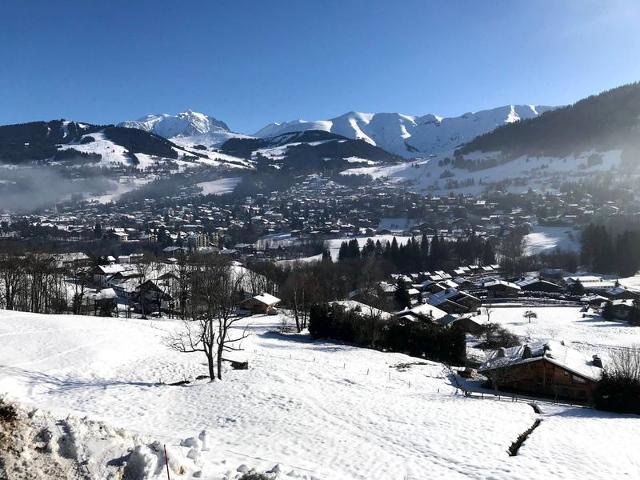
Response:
[1, 0, 640, 133]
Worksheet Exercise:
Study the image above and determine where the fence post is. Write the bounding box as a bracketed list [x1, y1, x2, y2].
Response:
[164, 444, 171, 480]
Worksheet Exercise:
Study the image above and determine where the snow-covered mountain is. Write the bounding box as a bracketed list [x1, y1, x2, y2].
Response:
[221, 130, 402, 174]
[0, 119, 252, 170]
[119, 110, 250, 148]
[255, 105, 555, 158]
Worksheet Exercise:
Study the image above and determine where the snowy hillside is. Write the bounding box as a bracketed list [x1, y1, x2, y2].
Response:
[1, 309, 639, 479]
[120, 110, 250, 148]
[221, 130, 402, 173]
[0, 119, 252, 172]
[255, 106, 554, 158]
[341, 149, 623, 195]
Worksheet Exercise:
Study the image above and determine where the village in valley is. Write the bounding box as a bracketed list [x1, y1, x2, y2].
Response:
[2, 168, 640, 477]
[3, 2, 640, 478]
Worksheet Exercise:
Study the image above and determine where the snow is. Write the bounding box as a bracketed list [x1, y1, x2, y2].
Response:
[524, 226, 580, 255]
[341, 149, 623, 195]
[196, 177, 241, 195]
[275, 254, 323, 266]
[87, 176, 153, 204]
[476, 305, 640, 358]
[255, 106, 553, 158]
[0, 309, 639, 478]
[343, 156, 377, 165]
[119, 110, 250, 148]
[57, 131, 131, 167]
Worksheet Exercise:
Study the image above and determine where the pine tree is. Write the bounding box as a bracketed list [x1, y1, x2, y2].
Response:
[338, 241, 350, 262]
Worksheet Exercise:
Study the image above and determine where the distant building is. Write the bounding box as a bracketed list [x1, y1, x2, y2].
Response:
[516, 277, 562, 293]
[242, 293, 281, 315]
[483, 280, 521, 298]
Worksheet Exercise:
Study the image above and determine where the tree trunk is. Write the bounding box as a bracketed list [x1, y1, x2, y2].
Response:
[216, 349, 223, 380]
[207, 353, 216, 382]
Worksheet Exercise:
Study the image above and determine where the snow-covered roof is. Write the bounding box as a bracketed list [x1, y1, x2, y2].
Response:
[253, 293, 281, 306]
[408, 303, 449, 320]
[332, 300, 392, 320]
[483, 279, 521, 290]
[479, 340, 603, 382]
[96, 288, 117, 300]
[96, 264, 129, 275]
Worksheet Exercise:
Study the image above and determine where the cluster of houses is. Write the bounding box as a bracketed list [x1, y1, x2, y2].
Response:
[83, 256, 281, 317]
[341, 265, 640, 404]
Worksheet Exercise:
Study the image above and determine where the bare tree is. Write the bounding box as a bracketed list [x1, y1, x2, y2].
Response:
[609, 346, 640, 380]
[168, 256, 248, 380]
[0, 254, 24, 310]
[484, 296, 494, 323]
[281, 263, 317, 333]
[133, 255, 152, 318]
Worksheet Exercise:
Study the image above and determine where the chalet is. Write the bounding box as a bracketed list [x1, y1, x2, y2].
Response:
[54, 252, 91, 270]
[242, 293, 281, 314]
[104, 229, 129, 242]
[604, 286, 639, 301]
[580, 294, 608, 307]
[609, 299, 635, 320]
[136, 280, 173, 313]
[93, 288, 117, 314]
[516, 277, 562, 293]
[479, 341, 603, 402]
[484, 280, 521, 298]
[404, 303, 450, 322]
[93, 264, 130, 286]
[331, 300, 392, 321]
[427, 288, 481, 314]
[434, 314, 484, 335]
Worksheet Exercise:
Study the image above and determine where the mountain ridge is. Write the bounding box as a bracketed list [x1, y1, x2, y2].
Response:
[254, 105, 555, 158]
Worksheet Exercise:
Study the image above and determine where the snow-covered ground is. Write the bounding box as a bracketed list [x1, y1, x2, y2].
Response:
[475, 306, 640, 358]
[341, 150, 623, 195]
[524, 226, 580, 256]
[1, 309, 639, 479]
[197, 177, 241, 195]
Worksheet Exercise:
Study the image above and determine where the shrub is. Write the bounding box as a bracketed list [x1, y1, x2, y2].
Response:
[594, 371, 640, 414]
[0, 398, 17, 424]
[239, 473, 271, 480]
[594, 347, 640, 414]
[476, 324, 520, 350]
[309, 303, 466, 364]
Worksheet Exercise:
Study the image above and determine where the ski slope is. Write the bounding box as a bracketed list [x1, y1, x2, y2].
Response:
[0, 310, 638, 479]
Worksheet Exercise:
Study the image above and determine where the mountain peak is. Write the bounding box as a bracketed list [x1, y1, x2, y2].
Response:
[119, 110, 246, 147]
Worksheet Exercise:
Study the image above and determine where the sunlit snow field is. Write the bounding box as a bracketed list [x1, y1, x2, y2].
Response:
[0, 309, 638, 479]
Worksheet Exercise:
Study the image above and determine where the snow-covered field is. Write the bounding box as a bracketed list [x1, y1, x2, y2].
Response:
[476, 306, 640, 358]
[0, 309, 639, 479]
[524, 226, 580, 256]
